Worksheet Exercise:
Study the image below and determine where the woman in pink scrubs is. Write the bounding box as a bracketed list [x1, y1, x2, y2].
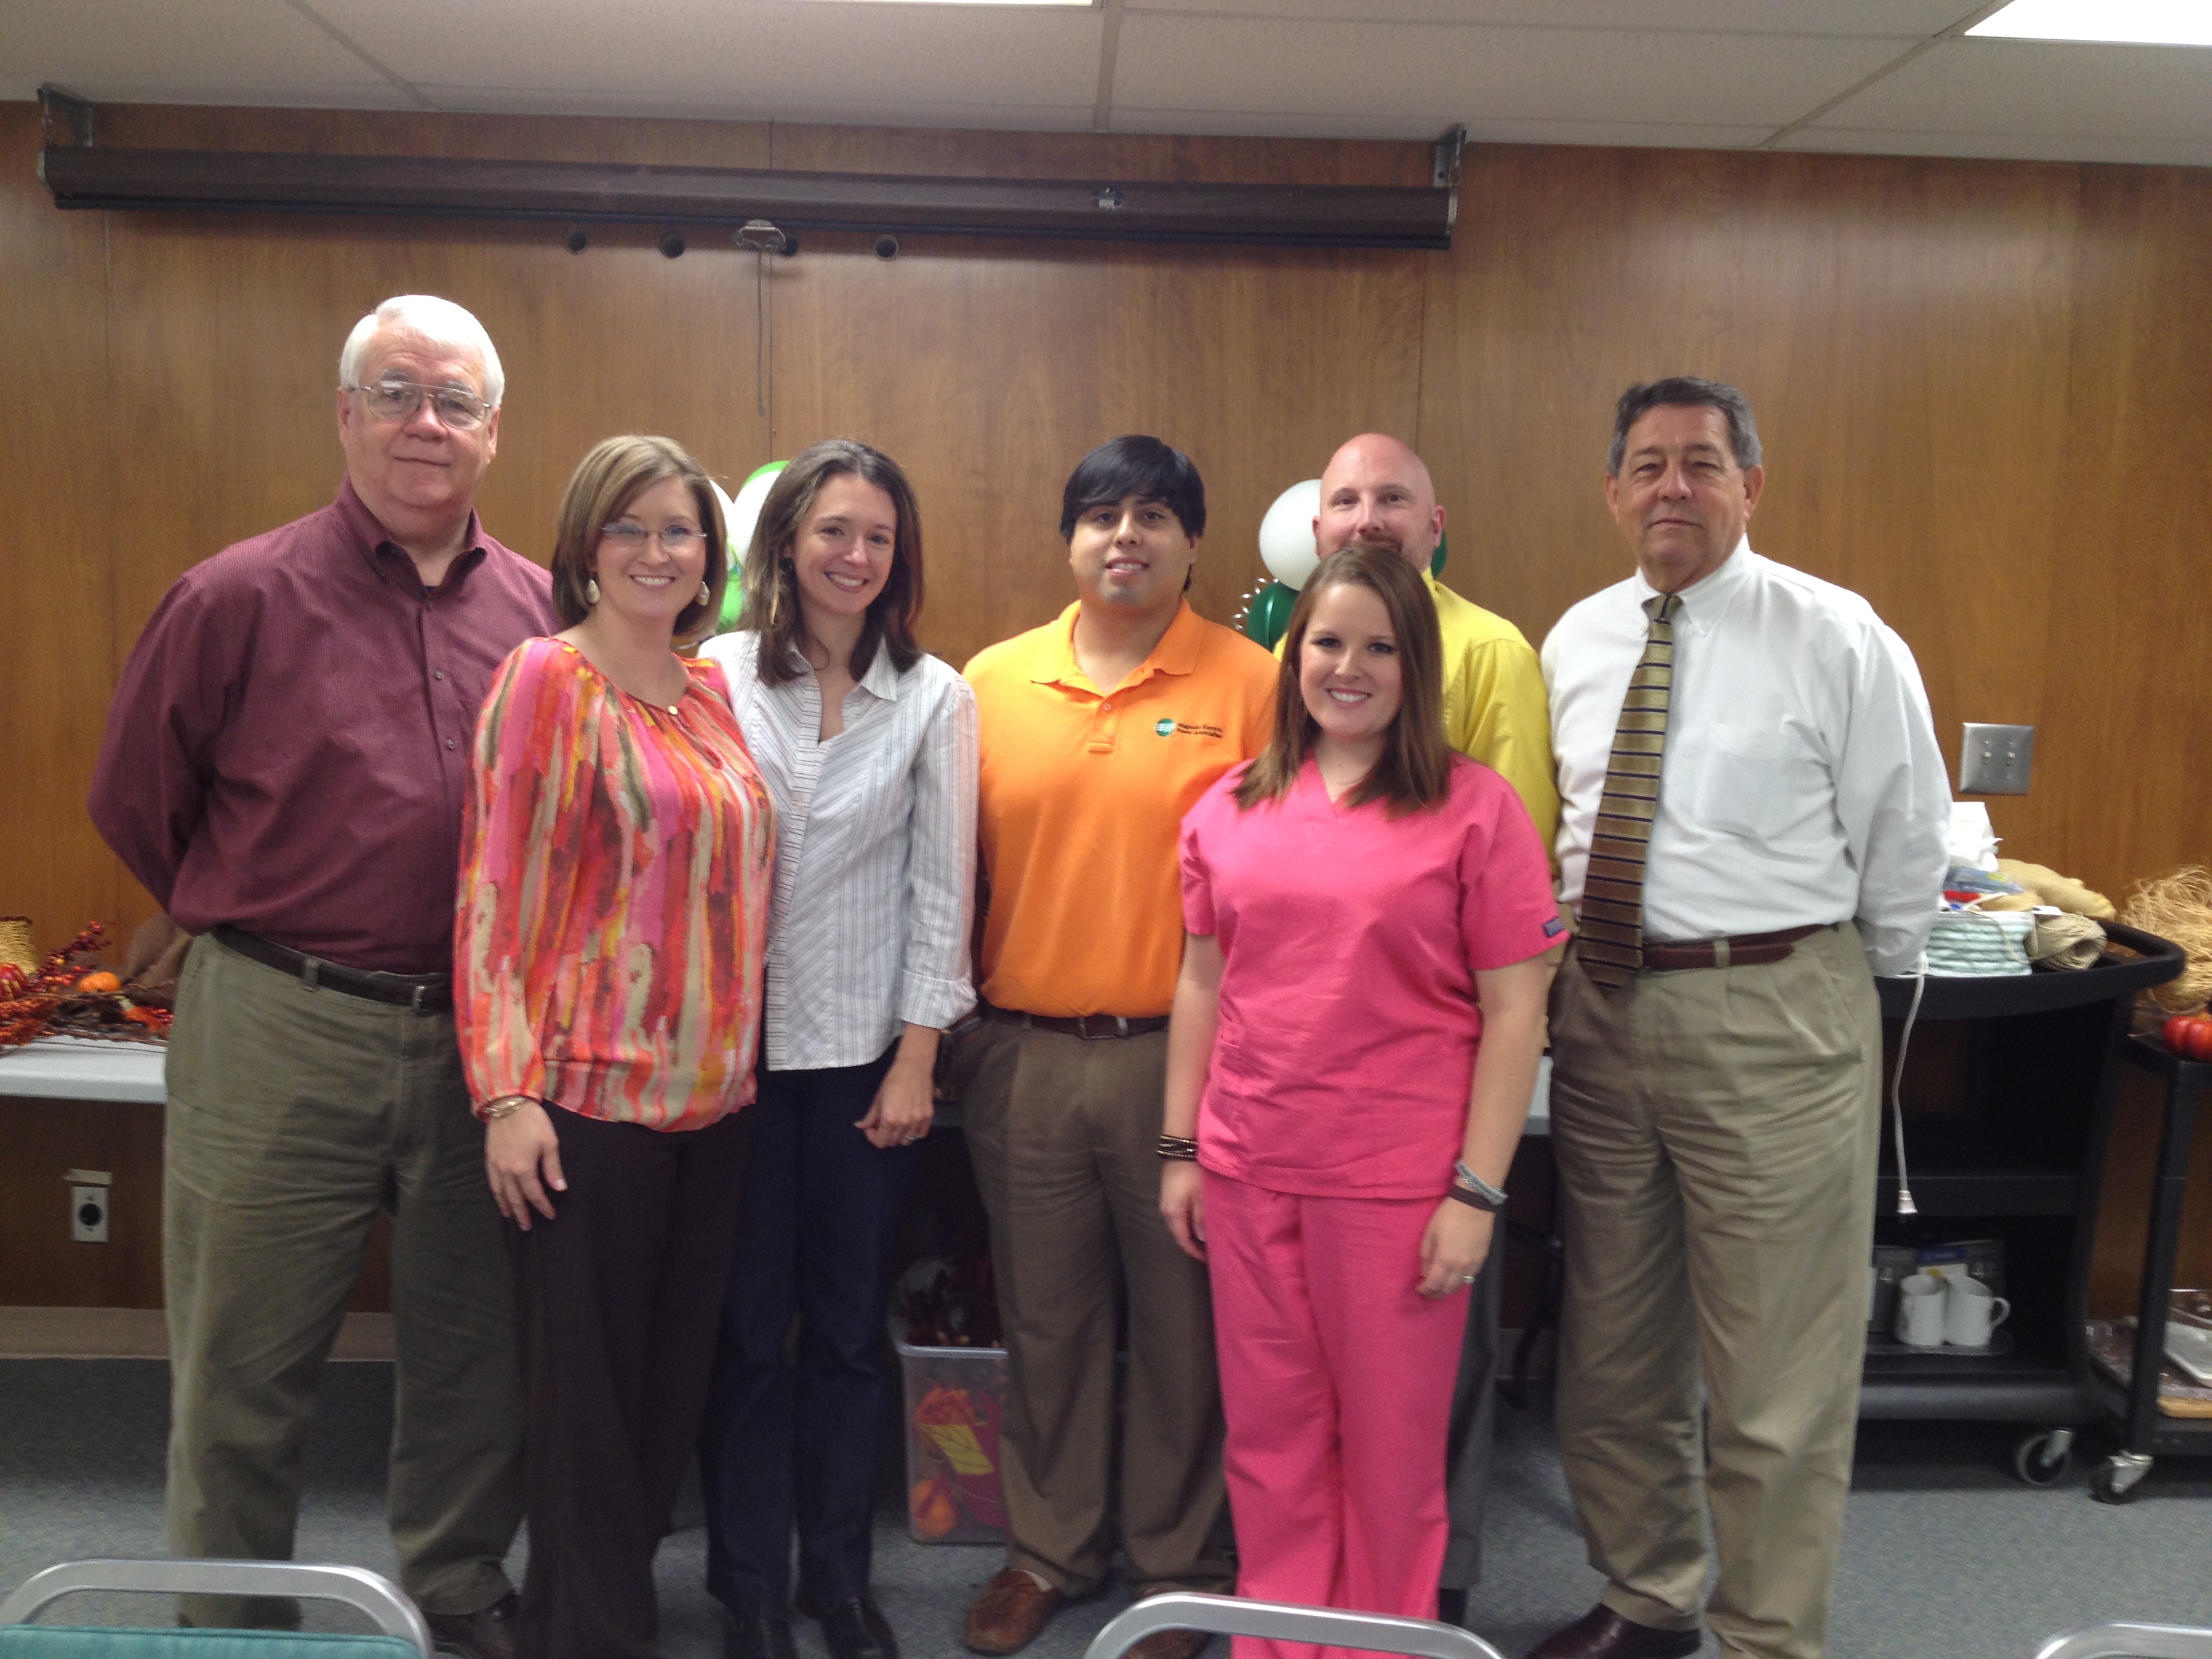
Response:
[1161, 541, 1559, 1652]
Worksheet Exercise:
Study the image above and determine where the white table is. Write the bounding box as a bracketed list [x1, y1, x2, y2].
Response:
[0, 1033, 167, 1103]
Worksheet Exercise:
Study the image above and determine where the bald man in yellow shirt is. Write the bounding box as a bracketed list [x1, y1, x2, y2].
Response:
[1309, 432, 1559, 1629]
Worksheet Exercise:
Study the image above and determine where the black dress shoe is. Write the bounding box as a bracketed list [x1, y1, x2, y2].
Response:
[795, 1588, 899, 1659]
[426, 1591, 518, 1659]
[1525, 1604, 1700, 1659]
[724, 1612, 799, 1659]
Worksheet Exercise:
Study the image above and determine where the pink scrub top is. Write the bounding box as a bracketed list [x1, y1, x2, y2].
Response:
[1179, 754, 1562, 1199]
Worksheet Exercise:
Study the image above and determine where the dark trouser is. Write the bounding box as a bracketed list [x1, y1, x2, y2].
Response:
[957, 1019, 1232, 1599]
[1440, 1242, 1505, 1593]
[163, 934, 523, 1629]
[508, 1105, 752, 1659]
[698, 1049, 916, 1616]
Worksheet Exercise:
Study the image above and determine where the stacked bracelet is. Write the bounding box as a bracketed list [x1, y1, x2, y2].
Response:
[1450, 1158, 1508, 1212]
[1156, 1134, 1199, 1162]
[480, 1094, 533, 1122]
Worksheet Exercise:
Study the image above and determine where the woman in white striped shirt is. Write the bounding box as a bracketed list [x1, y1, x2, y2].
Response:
[697, 440, 979, 1659]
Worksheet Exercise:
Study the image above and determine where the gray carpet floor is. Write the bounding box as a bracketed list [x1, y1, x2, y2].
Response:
[3, 1360, 2208, 1658]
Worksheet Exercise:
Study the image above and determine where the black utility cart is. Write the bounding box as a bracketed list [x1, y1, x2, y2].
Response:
[1862, 922, 2184, 1490]
[2092, 1033, 2212, 1502]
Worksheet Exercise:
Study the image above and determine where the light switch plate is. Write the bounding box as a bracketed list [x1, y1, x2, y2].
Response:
[1959, 723, 2034, 795]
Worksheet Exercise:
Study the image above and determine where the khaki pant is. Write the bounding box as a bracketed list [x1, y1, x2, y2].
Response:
[956, 1019, 1231, 1597]
[1547, 924, 1879, 1659]
[163, 934, 525, 1626]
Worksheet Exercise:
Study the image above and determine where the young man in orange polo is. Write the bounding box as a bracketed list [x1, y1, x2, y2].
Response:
[956, 436, 1277, 1659]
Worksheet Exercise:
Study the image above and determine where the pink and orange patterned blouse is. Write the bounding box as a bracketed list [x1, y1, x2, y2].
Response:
[456, 637, 776, 1132]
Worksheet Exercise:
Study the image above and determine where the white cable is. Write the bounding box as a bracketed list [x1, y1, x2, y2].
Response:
[1889, 962, 1926, 1218]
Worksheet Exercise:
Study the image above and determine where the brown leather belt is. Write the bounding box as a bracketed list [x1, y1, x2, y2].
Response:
[1640, 924, 1826, 972]
[213, 924, 455, 1013]
[985, 1004, 1169, 1040]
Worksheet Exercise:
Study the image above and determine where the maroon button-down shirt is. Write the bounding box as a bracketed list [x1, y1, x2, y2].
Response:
[89, 478, 559, 973]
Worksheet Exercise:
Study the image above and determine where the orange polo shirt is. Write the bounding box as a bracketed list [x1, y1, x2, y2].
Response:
[965, 599, 1277, 1019]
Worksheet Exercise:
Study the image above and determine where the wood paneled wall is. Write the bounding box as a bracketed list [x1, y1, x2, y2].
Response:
[2, 102, 2207, 1308]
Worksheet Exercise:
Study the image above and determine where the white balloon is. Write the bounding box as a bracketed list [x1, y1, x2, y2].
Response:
[726, 463, 786, 573]
[1258, 478, 1323, 590]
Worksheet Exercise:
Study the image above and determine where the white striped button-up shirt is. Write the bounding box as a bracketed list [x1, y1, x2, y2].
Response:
[703, 630, 979, 1071]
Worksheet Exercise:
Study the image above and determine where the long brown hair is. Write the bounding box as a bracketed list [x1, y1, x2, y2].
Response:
[1235, 541, 1451, 817]
[740, 438, 924, 686]
[550, 434, 728, 646]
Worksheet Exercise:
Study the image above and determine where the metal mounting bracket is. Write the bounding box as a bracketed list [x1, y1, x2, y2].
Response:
[1432, 123, 1466, 190]
[39, 83, 94, 148]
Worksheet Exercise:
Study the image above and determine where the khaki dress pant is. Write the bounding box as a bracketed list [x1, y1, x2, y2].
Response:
[957, 1019, 1233, 1598]
[163, 934, 525, 1627]
[1547, 924, 1879, 1659]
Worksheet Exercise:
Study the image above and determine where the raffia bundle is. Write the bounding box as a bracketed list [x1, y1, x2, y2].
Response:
[2121, 865, 2212, 1013]
[0, 916, 37, 975]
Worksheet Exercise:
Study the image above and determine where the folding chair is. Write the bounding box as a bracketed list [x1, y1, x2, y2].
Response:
[1084, 1591, 1509, 1659]
[2033, 1626, 2212, 1659]
[0, 1559, 431, 1658]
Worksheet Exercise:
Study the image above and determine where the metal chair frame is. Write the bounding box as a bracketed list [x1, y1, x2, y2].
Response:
[0, 1559, 432, 1656]
[1084, 1592, 1507, 1659]
[2034, 1626, 2212, 1659]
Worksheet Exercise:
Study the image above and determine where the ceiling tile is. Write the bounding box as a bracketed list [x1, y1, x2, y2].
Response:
[1113, 15, 1912, 133]
[313, 0, 1101, 107]
[0, 0, 398, 102]
[1807, 38, 2212, 144]
[1125, 1, 1973, 35]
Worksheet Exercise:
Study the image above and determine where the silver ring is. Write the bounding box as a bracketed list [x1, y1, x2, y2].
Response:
[1459, 1274, 1477, 1285]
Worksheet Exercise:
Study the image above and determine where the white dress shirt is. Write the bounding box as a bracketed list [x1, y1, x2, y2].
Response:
[703, 630, 979, 1070]
[1542, 543, 1948, 977]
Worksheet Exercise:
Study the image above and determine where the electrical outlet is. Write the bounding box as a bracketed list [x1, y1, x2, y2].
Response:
[1959, 722, 2034, 796]
[70, 1184, 110, 1243]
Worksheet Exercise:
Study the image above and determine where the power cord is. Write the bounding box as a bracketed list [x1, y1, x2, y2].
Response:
[1889, 960, 1927, 1218]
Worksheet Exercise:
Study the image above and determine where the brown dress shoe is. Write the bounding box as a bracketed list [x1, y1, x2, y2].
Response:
[1126, 1629, 1213, 1659]
[425, 1591, 519, 1659]
[964, 1568, 1065, 1656]
[1525, 1604, 1700, 1659]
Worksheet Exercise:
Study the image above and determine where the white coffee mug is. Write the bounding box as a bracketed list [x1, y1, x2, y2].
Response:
[1895, 1273, 1947, 1348]
[1945, 1275, 2011, 1347]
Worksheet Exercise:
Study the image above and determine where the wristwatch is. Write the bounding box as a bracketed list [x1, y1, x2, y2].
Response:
[1448, 1158, 1507, 1212]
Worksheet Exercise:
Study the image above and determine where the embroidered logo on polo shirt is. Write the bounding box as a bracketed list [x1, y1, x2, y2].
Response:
[1153, 718, 1225, 739]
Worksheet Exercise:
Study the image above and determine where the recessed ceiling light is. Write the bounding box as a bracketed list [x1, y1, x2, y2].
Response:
[1967, 0, 2212, 47]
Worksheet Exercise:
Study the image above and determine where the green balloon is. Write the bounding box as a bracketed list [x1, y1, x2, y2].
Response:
[1431, 530, 1448, 579]
[1243, 581, 1297, 650]
[716, 569, 746, 633]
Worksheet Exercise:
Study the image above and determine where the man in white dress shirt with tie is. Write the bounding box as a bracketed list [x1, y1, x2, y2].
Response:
[1530, 378, 1948, 1659]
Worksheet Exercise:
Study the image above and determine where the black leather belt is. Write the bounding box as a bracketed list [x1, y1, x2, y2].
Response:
[213, 925, 454, 1013]
[985, 1004, 1169, 1040]
[1639, 924, 1826, 971]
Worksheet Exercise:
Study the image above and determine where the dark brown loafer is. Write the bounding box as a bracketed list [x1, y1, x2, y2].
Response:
[1525, 1605, 1701, 1659]
[964, 1568, 1064, 1656]
[426, 1591, 519, 1659]
[1126, 1629, 1212, 1659]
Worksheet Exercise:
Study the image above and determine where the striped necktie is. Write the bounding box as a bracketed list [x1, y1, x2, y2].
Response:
[1577, 593, 1681, 989]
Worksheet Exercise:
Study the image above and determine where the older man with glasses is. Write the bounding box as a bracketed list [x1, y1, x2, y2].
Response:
[89, 294, 555, 1658]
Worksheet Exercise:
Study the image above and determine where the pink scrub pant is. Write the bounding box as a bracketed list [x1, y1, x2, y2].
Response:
[1203, 1169, 1471, 1659]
